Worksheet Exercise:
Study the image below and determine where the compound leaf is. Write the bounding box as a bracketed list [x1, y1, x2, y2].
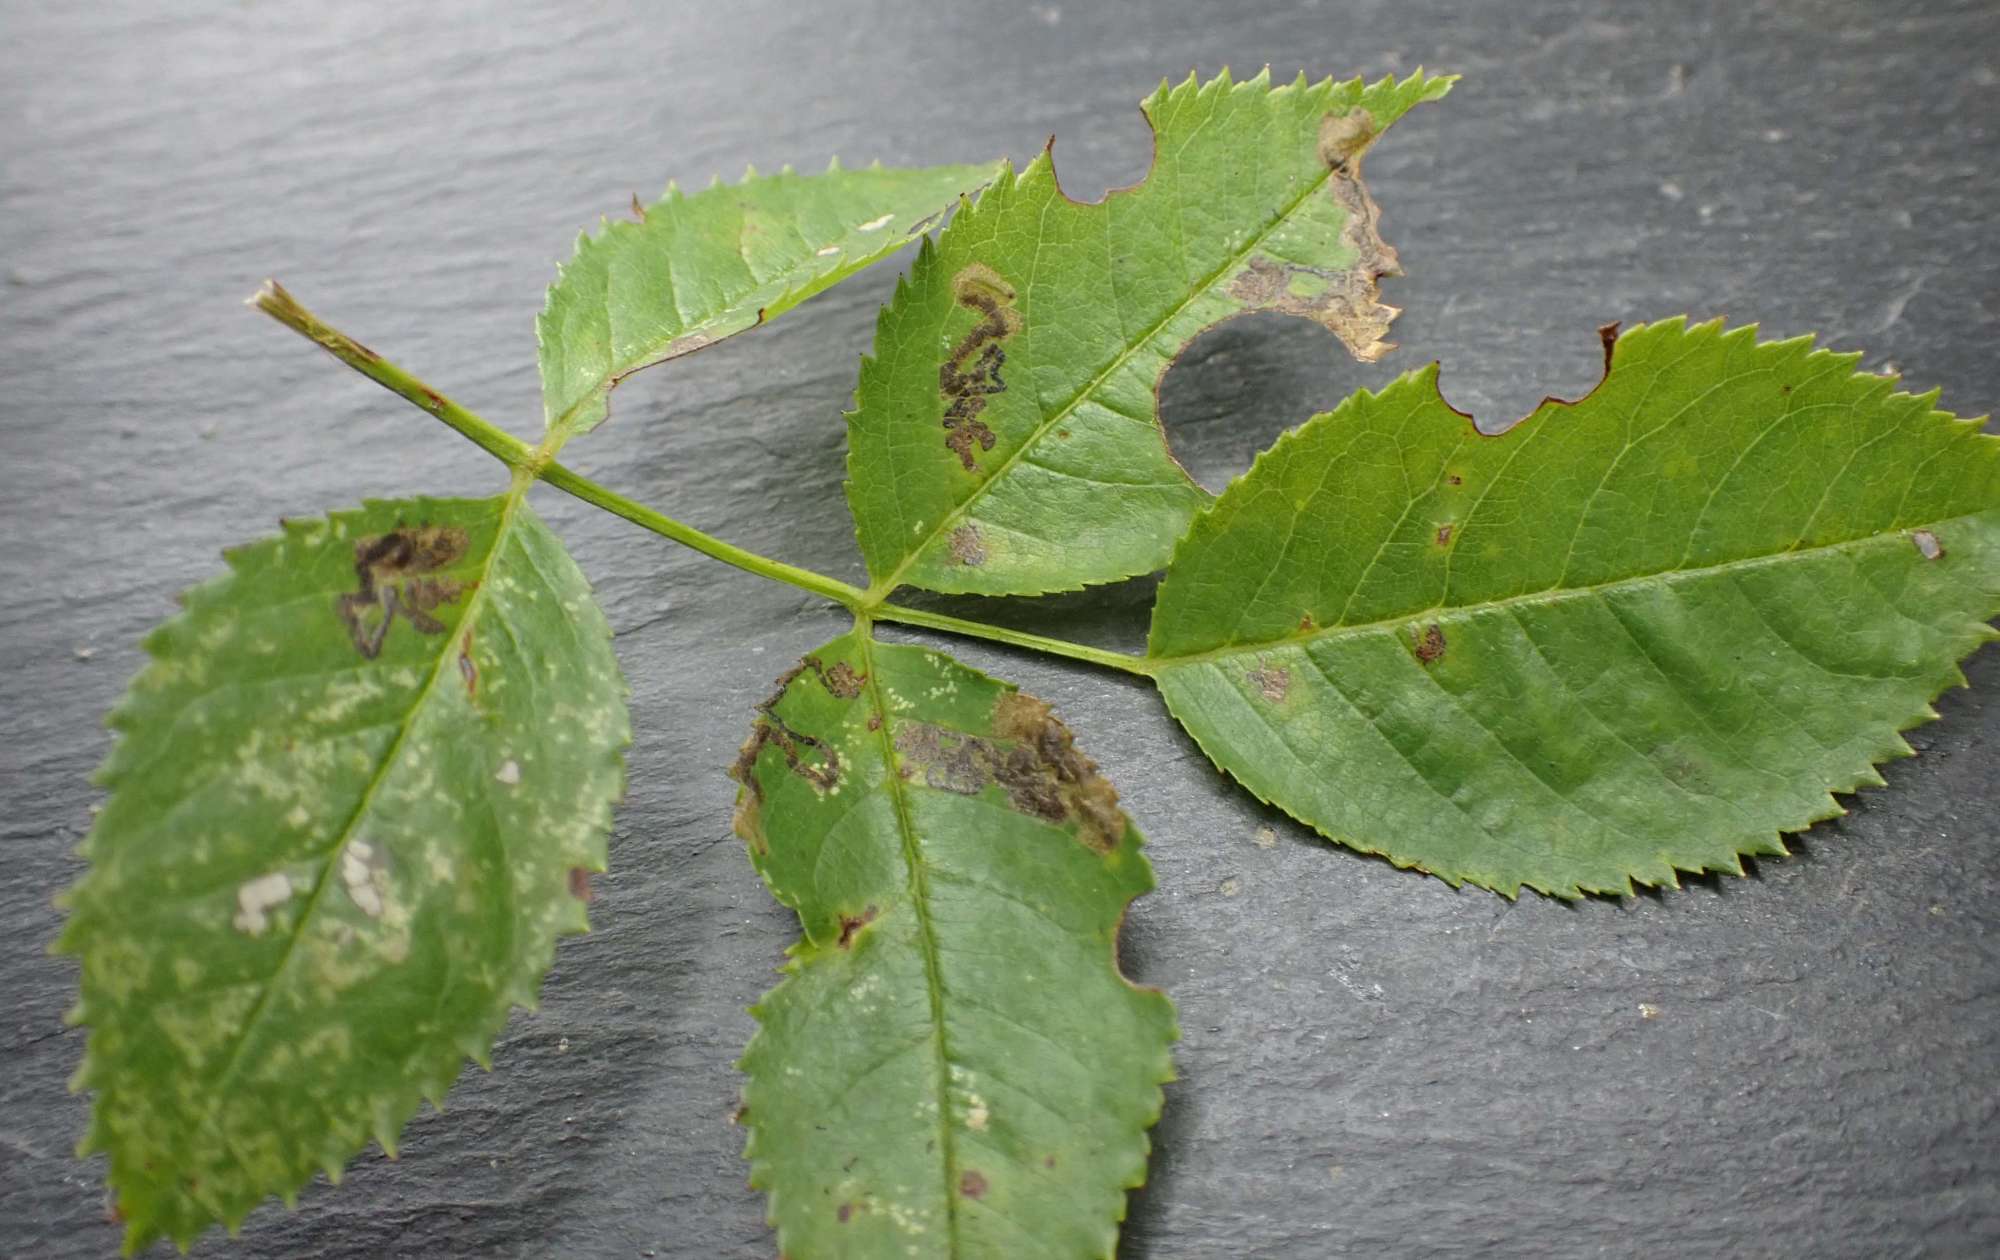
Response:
[57, 495, 629, 1251]
[1149, 319, 2000, 898]
[846, 68, 1453, 598]
[539, 159, 1001, 442]
[733, 631, 1174, 1259]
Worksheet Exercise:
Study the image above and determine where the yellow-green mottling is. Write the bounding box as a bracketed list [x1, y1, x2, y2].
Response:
[57, 495, 629, 1251]
[734, 633, 1176, 1259]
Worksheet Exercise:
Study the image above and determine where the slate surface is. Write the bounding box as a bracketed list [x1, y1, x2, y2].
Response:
[3, 2, 1997, 1256]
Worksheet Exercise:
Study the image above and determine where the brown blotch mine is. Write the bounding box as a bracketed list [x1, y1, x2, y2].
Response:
[1226, 108, 1404, 362]
[959, 1170, 989, 1200]
[836, 905, 877, 949]
[1247, 662, 1291, 703]
[1413, 622, 1448, 665]
[939, 263, 1022, 471]
[892, 691, 1127, 853]
[336, 524, 470, 659]
[948, 523, 989, 567]
[1913, 529, 1944, 561]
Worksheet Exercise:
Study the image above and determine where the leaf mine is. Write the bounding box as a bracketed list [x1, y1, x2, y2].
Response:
[1150, 318, 2000, 898]
[732, 631, 1176, 1259]
[57, 496, 629, 1251]
[846, 67, 1455, 598]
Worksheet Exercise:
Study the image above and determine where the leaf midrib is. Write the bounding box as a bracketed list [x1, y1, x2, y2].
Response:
[864, 123, 1352, 601]
[1149, 509, 1995, 669]
[202, 488, 527, 1103]
[854, 630, 964, 1250]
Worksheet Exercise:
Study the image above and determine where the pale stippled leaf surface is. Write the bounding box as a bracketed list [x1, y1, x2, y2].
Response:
[57, 495, 628, 1251]
[539, 160, 1001, 441]
[1149, 319, 2000, 897]
[732, 631, 1174, 1259]
[845, 68, 1453, 598]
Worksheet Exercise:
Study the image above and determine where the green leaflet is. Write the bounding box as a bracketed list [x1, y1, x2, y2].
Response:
[1148, 319, 2000, 898]
[733, 631, 1175, 1259]
[846, 68, 1453, 599]
[538, 159, 1002, 441]
[57, 495, 629, 1251]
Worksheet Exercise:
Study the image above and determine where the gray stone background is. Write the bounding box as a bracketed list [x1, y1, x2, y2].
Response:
[3, 1, 1996, 1256]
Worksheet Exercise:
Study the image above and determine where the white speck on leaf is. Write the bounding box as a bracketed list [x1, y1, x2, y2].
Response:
[857, 213, 894, 232]
[496, 759, 522, 785]
[232, 872, 293, 935]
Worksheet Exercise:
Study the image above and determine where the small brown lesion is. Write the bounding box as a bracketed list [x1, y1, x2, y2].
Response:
[1434, 523, 1454, 547]
[335, 524, 471, 659]
[1246, 661, 1291, 703]
[836, 906, 878, 949]
[1413, 622, 1448, 665]
[958, 1170, 989, 1199]
[947, 523, 988, 567]
[938, 264, 1022, 471]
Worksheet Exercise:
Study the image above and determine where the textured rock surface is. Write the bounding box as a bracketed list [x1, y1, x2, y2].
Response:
[3, 1, 1995, 1256]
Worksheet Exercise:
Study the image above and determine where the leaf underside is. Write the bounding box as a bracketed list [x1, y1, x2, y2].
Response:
[1150, 319, 2000, 898]
[733, 632, 1175, 1259]
[537, 159, 1002, 442]
[844, 67, 1453, 599]
[57, 496, 629, 1251]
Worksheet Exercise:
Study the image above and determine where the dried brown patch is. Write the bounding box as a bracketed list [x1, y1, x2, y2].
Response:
[1227, 108, 1404, 362]
[336, 524, 470, 659]
[1247, 662, 1290, 703]
[889, 691, 1126, 852]
[958, 1170, 989, 1199]
[948, 523, 989, 567]
[836, 906, 877, 949]
[1413, 622, 1448, 665]
[939, 264, 1022, 470]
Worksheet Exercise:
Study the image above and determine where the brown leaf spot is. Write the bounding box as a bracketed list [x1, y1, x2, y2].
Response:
[567, 867, 594, 902]
[1247, 662, 1290, 703]
[1413, 622, 1448, 665]
[1298, 612, 1317, 632]
[836, 906, 877, 949]
[1043, 1155, 1057, 1169]
[336, 525, 470, 659]
[948, 523, 989, 567]
[1434, 523, 1454, 547]
[1913, 529, 1944, 561]
[939, 264, 1021, 471]
[1447, 473, 1464, 486]
[458, 629, 478, 697]
[958, 1170, 988, 1199]
[836, 1203, 855, 1224]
